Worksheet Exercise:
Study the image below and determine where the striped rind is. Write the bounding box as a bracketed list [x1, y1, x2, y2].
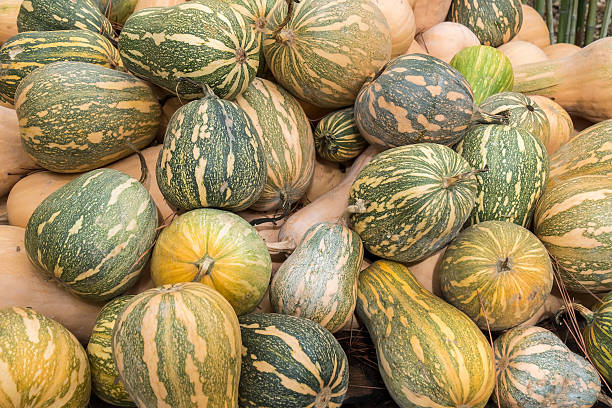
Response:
[582, 292, 612, 385]
[354, 53, 475, 148]
[439, 220, 553, 331]
[112, 282, 242, 408]
[93, 0, 138, 25]
[450, 45, 514, 105]
[456, 124, 549, 228]
[235, 77, 315, 211]
[24, 168, 158, 301]
[0, 307, 91, 407]
[270, 222, 364, 333]
[0, 30, 123, 106]
[349, 143, 478, 263]
[238, 313, 349, 408]
[17, 0, 115, 41]
[15, 61, 160, 173]
[263, 0, 392, 108]
[118, 0, 259, 100]
[87, 295, 135, 406]
[533, 175, 612, 293]
[150, 208, 272, 316]
[156, 94, 266, 211]
[494, 326, 600, 408]
[314, 107, 367, 162]
[356, 261, 495, 408]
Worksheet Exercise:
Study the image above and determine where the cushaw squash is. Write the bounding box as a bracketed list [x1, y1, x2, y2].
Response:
[510, 4, 550, 48]
[373, 0, 415, 57]
[528, 95, 574, 155]
[415, 22, 480, 63]
[356, 261, 495, 407]
[410, 0, 452, 33]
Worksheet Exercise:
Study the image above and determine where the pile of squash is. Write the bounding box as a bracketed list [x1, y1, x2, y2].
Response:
[0, 0, 611, 407]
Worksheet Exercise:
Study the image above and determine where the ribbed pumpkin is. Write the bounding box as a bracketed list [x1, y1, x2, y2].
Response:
[0, 30, 122, 106]
[263, 0, 391, 108]
[439, 221, 553, 331]
[349, 143, 477, 263]
[156, 89, 266, 211]
[354, 53, 475, 148]
[238, 313, 349, 407]
[449, 45, 514, 105]
[456, 124, 549, 228]
[93, 0, 138, 25]
[533, 175, 612, 293]
[118, 0, 259, 100]
[0, 307, 91, 407]
[314, 107, 367, 163]
[25, 169, 158, 301]
[448, 0, 523, 47]
[494, 326, 601, 408]
[112, 283, 242, 408]
[480, 92, 550, 147]
[356, 261, 495, 407]
[17, 0, 115, 41]
[87, 295, 135, 406]
[528, 95, 574, 155]
[15, 61, 160, 173]
[234, 77, 314, 212]
[269, 222, 363, 333]
[151, 208, 272, 316]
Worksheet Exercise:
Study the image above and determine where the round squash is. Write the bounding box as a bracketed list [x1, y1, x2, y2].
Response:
[263, 0, 391, 108]
[151, 208, 272, 316]
[511, 4, 550, 48]
[543, 43, 581, 60]
[498, 40, 548, 68]
[93, 0, 139, 25]
[0, 0, 20, 45]
[373, 0, 415, 57]
[112, 283, 241, 408]
[314, 107, 367, 163]
[0, 307, 91, 407]
[415, 21, 480, 63]
[528, 95, 574, 154]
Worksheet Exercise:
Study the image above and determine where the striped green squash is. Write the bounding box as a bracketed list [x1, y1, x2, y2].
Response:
[348, 143, 478, 263]
[235, 77, 315, 211]
[112, 282, 242, 408]
[0, 30, 123, 106]
[456, 124, 549, 228]
[314, 107, 367, 163]
[17, 0, 115, 41]
[151, 208, 272, 316]
[239, 313, 349, 407]
[494, 325, 600, 407]
[25, 169, 158, 301]
[356, 261, 495, 407]
[354, 53, 475, 148]
[15, 61, 160, 173]
[533, 175, 612, 293]
[439, 221, 553, 331]
[118, 0, 259, 100]
[449, 0, 523, 47]
[93, 0, 138, 25]
[263, 0, 391, 108]
[269, 222, 363, 333]
[87, 295, 135, 407]
[480, 91, 550, 147]
[0, 307, 91, 407]
[156, 89, 266, 211]
[450, 45, 514, 105]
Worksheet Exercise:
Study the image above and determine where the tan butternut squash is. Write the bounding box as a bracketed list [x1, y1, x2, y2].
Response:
[514, 38, 612, 122]
[133, 0, 187, 12]
[406, 247, 445, 297]
[528, 95, 574, 154]
[303, 157, 346, 203]
[543, 43, 581, 60]
[373, 0, 415, 57]
[157, 96, 183, 142]
[511, 5, 550, 48]
[416, 22, 480, 63]
[410, 0, 452, 34]
[404, 39, 428, 55]
[498, 40, 548, 68]
[0, 195, 7, 225]
[0, 0, 20, 45]
[296, 97, 334, 121]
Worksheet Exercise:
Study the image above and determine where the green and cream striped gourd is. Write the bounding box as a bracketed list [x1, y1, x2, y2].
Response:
[0, 307, 91, 407]
[156, 89, 266, 211]
[112, 283, 242, 408]
[25, 169, 158, 301]
[235, 77, 315, 212]
[494, 325, 601, 407]
[270, 222, 363, 333]
[17, 0, 115, 41]
[533, 175, 612, 293]
[118, 0, 259, 100]
[314, 107, 367, 162]
[87, 295, 135, 406]
[0, 30, 123, 106]
[93, 0, 138, 25]
[239, 313, 349, 408]
[348, 143, 478, 263]
[15, 61, 160, 173]
[456, 124, 549, 228]
[356, 261, 495, 407]
[263, 0, 391, 108]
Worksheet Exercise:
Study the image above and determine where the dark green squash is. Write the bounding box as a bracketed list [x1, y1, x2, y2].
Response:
[314, 107, 368, 163]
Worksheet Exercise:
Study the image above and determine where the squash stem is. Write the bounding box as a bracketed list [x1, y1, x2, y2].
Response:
[556, 303, 595, 325]
[267, 239, 296, 253]
[176, 77, 216, 98]
[346, 199, 368, 214]
[598, 392, 612, 407]
[193, 256, 215, 282]
[472, 108, 508, 125]
[585, 0, 599, 45]
[443, 166, 489, 188]
[496, 257, 513, 273]
[602, 0, 612, 40]
[273, 0, 298, 42]
[126, 141, 148, 184]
